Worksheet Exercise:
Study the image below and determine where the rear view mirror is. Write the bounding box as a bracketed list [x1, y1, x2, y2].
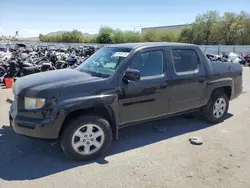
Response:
[124, 69, 140, 81]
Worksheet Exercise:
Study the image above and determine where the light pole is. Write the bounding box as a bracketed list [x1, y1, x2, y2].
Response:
[134, 26, 142, 32]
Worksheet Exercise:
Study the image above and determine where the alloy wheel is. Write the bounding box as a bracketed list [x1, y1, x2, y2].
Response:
[71, 124, 105, 155]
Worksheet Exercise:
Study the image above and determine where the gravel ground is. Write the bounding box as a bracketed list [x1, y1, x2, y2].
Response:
[1, 68, 250, 188]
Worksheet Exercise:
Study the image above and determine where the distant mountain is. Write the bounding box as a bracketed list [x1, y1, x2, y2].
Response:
[82, 32, 96, 37]
[46, 31, 68, 37]
[15, 31, 96, 42]
[46, 31, 96, 37]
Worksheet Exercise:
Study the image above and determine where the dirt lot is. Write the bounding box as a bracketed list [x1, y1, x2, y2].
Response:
[1, 68, 250, 188]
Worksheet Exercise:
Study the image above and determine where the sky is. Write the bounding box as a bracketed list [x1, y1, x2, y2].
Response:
[0, 0, 249, 38]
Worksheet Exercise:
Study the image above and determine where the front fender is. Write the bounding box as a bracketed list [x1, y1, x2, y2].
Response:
[49, 94, 119, 138]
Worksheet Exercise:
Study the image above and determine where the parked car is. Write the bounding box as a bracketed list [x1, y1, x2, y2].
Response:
[9, 42, 243, 161]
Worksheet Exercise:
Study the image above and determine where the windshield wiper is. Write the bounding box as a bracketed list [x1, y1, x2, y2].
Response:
[82, 70, 110, 78]
[90, 71, 110, 78]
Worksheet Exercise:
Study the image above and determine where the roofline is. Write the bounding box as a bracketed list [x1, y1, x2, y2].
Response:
[104, 42, 196, 50]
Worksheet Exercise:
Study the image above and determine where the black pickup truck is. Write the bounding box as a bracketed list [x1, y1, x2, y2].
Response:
[9, 42, 243, 161]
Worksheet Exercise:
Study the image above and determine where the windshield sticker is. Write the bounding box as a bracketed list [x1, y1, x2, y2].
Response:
[113, 52, 129, 57]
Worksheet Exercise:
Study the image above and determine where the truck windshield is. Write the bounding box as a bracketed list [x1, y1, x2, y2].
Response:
[76, 47, 131, 77]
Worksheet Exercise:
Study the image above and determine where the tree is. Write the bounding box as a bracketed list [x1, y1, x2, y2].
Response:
[240, 19, 250, 44]
[178, 10, 250, 45]
[96, 33, 113, 44]
[124, 31, 141, 42]
[179, 26, 195, 43]
[39, 30, 84, 43]
[215, 12, 245, 44]
[158, 31, 178, 42]
[39, 34, 44, 41]
[193, 10, 219, 44]
[70, 30, 85, 43]
[113, 29, 125, 43]
[96, 26, 115, 44]
[85, 36, 97, 43]
[36, 10, 250, 45]
[143, 30, 159, 42]
[236, 11, 250, 45]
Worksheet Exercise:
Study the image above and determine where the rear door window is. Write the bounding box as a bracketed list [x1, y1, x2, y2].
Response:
[172, 49, 199, 73]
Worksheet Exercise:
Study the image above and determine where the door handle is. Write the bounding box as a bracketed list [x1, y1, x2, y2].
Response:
[160, 83, 168, 88]
[199, 77, 205, 83]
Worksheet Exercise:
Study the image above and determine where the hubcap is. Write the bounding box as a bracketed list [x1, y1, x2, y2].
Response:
[71, 124, 105, 155]
[213, 98, 226, 119]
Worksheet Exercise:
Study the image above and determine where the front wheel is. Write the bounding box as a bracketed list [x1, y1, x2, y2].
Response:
[60, 115, 113, 161]
[202, 91, 229, 124]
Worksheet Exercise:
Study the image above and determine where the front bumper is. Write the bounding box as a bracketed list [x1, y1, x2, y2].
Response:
[9, 112, 59, 139]
[9, 104, 62, 139]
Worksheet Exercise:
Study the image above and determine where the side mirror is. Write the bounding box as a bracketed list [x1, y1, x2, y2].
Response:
[124, 69, 140, 81]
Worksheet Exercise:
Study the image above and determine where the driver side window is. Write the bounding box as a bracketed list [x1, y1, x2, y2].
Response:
[129, 50, 164, 78]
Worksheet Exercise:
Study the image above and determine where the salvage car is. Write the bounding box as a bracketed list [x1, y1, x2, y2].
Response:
[9, 42, 243, 161]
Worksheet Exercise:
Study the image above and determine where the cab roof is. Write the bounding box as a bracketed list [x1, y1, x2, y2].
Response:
[106, 42, 196, 49]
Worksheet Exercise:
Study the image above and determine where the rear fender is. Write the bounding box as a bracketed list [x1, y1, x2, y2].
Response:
[203, 78, 233, 105]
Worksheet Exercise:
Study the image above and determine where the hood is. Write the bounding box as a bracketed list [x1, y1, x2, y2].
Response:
[13, 69, 103, 95]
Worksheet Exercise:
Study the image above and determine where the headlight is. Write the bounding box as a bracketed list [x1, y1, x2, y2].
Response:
[24, 97, 46, 110]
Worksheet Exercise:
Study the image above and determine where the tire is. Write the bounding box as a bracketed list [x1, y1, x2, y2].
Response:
[60, 115, 113, 161]
[202, 90, 229, 124]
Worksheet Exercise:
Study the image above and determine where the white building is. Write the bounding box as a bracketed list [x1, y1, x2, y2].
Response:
[141, 24, 190, 34]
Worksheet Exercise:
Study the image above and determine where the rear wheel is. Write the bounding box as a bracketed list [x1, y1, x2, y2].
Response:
[60, 115, 113, 161]
[202, 91, 229, 123]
